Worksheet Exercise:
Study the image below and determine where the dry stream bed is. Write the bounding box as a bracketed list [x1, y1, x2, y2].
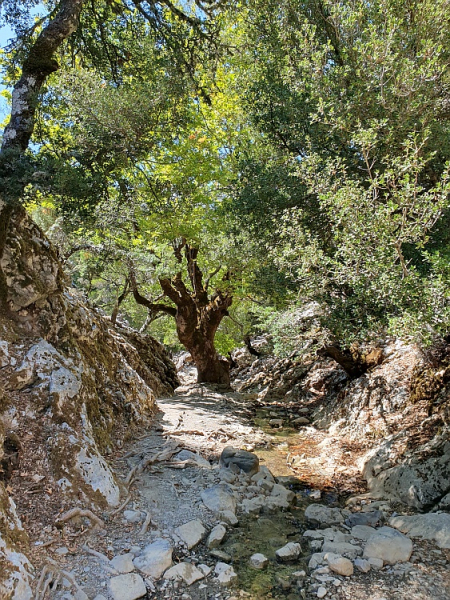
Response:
[29, 382, 450, 600]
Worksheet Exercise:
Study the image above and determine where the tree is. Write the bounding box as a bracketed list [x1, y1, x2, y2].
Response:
[228, 0, 450, 352]
[130, 238, 233, 385]
[14, 18, 252, 385]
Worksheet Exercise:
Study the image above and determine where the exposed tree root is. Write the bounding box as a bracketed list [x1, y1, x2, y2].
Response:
[56, 508, 105, 531]
[140, 510, 153, 535]
[124, 442, 181, 485]
[35, 560, 82, 600]
[110, 494, 131, 516]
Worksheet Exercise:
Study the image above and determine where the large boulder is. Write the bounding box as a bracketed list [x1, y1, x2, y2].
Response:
[362, 432, 450, 510]
[389, 513, 450, 549]
[220, 446, 260, 475]
[363, 526, 413, 565]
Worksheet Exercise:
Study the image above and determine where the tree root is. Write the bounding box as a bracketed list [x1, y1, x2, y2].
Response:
[124, 442, 181, 485]
[81, 544, 110, 563]
[35, 561, 82, 600]
[56, 508, 105, 531]
[140, 510, 153, 535]
[109, 494, 131, 516]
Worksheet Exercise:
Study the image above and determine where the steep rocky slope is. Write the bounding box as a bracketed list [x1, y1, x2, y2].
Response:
[0, 208, 179, 599]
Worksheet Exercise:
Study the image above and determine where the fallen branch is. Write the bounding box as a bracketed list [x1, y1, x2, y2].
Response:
[56, 508, 105, 531]
[109, 494, 131, 517]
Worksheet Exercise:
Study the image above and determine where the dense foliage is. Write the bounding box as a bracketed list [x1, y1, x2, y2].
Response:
[2, 0, 450, 358]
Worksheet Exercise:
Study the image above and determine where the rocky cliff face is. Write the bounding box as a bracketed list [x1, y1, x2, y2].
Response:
[0, 207, 179, 599]
[231, 335, 450, 513]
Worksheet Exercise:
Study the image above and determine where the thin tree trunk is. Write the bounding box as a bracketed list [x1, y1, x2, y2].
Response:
[0, 0, 87, 311]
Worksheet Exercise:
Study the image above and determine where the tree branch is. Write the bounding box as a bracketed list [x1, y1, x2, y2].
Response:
[129, 271, 177, 316]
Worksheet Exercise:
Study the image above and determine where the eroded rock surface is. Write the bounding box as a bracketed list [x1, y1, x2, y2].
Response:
[0, 208, 179, 596]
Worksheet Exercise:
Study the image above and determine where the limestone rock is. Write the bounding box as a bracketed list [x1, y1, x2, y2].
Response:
[108, 574, 146, 600]
[275, 542, 302, 562]
[0, 489, 33, 600]
[219, 510, 239, 526]
[220, 446, 260, 475]
[133, 539, 173, 578]
[362, 430, 450, 511]
[251, 466, 275, 483]
[305, 504, 345, 526]
[163, 562, 205, 585]
[198, 564, 212, 576]
[351, 525, 376, 541]
[270, 483, 295, 504]
[174, 519, 206, 549]
[210, 549, 232, 562]
[308, 553, 326, 570]
[249, 553, 269, 569]
[201, 485, 237, 514]
[175, 449, 211, 470]
[207, 524, 227, 549]
[354, 558, 371, 573]
[363, 526, 413, 565]
[292, 417, 310, 426]
[321, 541, 362, 559]
[242, 496, 265, 514]
[325, 553, 354, 576]
[345, 511, 383, 528]
[367, 557, 383, 569]
[110, 553, 135, 574]
[389, 513, 450, 549]
[214, 562, 237, 585]
[317, 586, 327, 598]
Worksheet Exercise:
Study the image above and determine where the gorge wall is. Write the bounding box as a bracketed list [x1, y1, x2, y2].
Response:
[0, 207, 179, 599]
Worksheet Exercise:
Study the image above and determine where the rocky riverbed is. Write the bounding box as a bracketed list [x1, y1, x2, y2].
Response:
[27, 378, 450, 600]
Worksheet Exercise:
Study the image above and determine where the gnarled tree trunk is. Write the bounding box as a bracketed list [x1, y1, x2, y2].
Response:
[131, 239, 233, 386]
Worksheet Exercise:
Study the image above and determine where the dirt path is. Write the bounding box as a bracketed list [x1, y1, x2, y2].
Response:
[35, 381, 450, 600]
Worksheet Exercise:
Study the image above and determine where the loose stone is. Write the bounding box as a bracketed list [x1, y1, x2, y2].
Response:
[133, 539, 173, 578]
[207, 524, 227, 549]
[276, 542, 302, 562]
[163, 562, 205, 586]
[325, 553, 354, 576]
[354, 558, 371, 573]
[220, 446, 260, 475]
[363, 526, 413, 565]
[110, 553, 135, 574]
[249, 553, 269, 569]
[108, 574, 146, 600]
[175, 519, 206, 549]
[201, 485, 237, 514]
[214, 562, 238, 585]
